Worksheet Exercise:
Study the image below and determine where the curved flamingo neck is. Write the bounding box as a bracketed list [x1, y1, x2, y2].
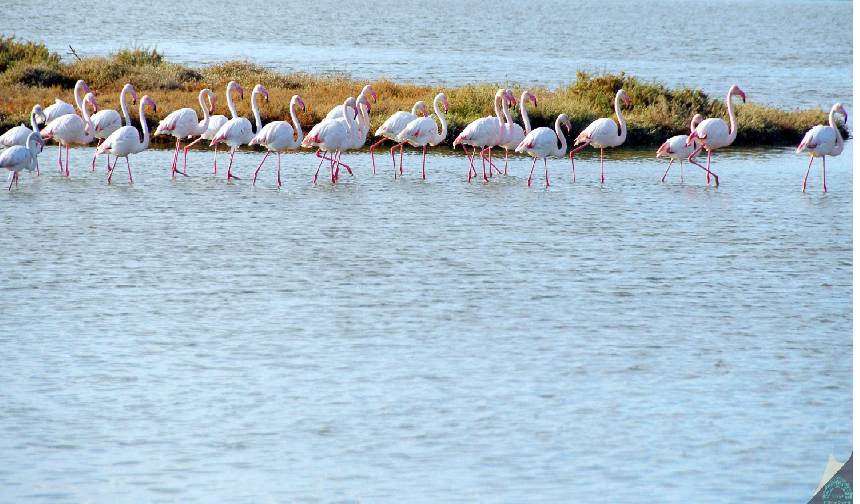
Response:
[226, 85, 239, 119]
[501, 94, 512, 126]
[829, 107, 845, 156]
[520, 92, 532, 134]
[493, 93, 503, 127]
[410, 102, 421, 115]
[554, 117, 568, 157]
[81, 98, 95, 142]
[614, 91, 627, 144]
[29, 108, 41, 137]
[250, 89, 263, 133]
[432, 96, 447, 145]
[73, 81, 87, 109]
[197, 91, 211, 134]
[289, 99, 303, 146]
[138, 100, 151, 152]
[726, 89, 740, 143]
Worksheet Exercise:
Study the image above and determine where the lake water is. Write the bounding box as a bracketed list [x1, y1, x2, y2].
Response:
[0, 143, 853, 502]
[2, 0, 853, 111]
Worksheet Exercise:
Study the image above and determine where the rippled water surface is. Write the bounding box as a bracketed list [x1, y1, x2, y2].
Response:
[2, 0, 852, 110]
[0, 142, 853, 502]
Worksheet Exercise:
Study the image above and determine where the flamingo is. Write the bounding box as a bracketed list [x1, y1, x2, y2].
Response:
[90, 83, 137, 172]
[391, 92, 449, 180]
[453, 89, 514, 182]
[369, 101, 428, 175]
[515, 113, 572, 188]
[97, 96, 157, 185]
[0, 105, 46, 175]
[325, 85, 377, 119]
[685, 85, 747, 187]
[569, 89, 632, 184]
[499, 89, 537, 175]
[0, 132, 41, 190]
[42, 80, 92, 124]
[796, 103, 848, 192]
[183, 81, 241, 174]
[210, 84, 268, 181]
[41, 92, 98, 176]
[249, 94, 306, 188]
[655, 113, 703, 183]
[301, 98, 357, 184]
[154, 88, 217, 177]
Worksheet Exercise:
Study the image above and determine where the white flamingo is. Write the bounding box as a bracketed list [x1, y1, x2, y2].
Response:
[154, 88, 217, 177]
[97, 96, 157, 185]
[0, 132, 41, 190]
[90, 83, 137, 172]
[41, 92, 98, 176]
[685, 85, 747, 187]
[391, 92, 449, 180]
[183, 81, 239, 174]
[515, 113, 572, 188]
[249, 95, 306, 188]
[0, 105, 46, 175]
[369, 101, 428, 175]
[302, 98, 357, 184]
[325, 85, 377, 119]
[499, 89, 537, 175]
[796, 103, 848, 192]
[569, 89, 632, 184]
[210, 84, 268, 181]
[43, 80, 91, 124]
[453, 89, 514, 182]
[655, 113, 703, 183]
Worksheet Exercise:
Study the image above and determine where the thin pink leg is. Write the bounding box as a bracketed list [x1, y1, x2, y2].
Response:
[600, 148, 604, 184]
[369, 138, 386, 175]
[802, 156, 813, 192]
[107, 157, 115, 184]
[57, 145, 62, 173]
[126, 157, 133, 184]
[687, 146, 719, 187]
[182, 145, 190, 175]
[503, 149, 509, 175]
[527, 158, 537, 187]
[64, 145, 69, 177]
[390, 141, 406, 178]
[822, 156, 827, 192]
[226, 148, 239, 180]
[544, 158, 549, 188]
[463, 144, 477, 177]
[569, 151, 576, 183]
[481, 147, 488, 182]
[171, 138, 180, 177]
[277, 153, 282, 189]
[399, 145, 404, 175]
[253, 151, 270, 186]
[7, 172, 14, 191]
[213, 144, 218, 174]
[421, 145, 427, 180]
[313, 150, 325, 184]
[92, 139, 102, 172]
[661, 159, 674, 183]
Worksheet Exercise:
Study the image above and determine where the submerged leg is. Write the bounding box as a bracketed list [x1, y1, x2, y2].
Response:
[64, 145, 70, 177]
[126, 157, 133, 184]
[822, 156, 827, 192]
[687, 146, 719, 187]
[277, 153, 282, 189]
[253, 151, 270, 186]
[421, 145, 427, 180]
[600, 148, 605, 184]
[802, 156, 813, 192]
[92, 139, 102, 172]
[226, 148, 239, 180]
[661, 159, 674, 183]
[369, 137, 386, 175]
[544, 157, 549, 188]
[313, 150, 325, 184]
[527, 157, 537, 187]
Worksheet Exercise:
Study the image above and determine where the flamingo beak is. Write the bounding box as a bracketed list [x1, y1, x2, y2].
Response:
[685, 132, 697, 147]
[531, 95, 538, 106]
[624, 95, 632, 107]
[443, 100, 449, 113]
[738, 89, 747, 103]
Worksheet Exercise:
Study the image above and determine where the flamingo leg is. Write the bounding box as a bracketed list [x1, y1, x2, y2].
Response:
[252, 151, 270, 186]
[330, 151, 337, 184]
[92, 139, 102, 172]
[600, 148, 605, 184]
[399, 145, 404, 175]
[421, 145, 427, 180]
[35, 158, 40, 177]
[226, 148, 239, 180]
[661, 159, 674, 183]
[686, 146, 719, 187]
[277, 153, 282, 189]
[527, 157, 537, 187]
[544, 157, 549, 188]
[213, 144, 218, 174]
[369, 137, 386, 175]
[481, 147, 488, 182]
[107, 157, 115, 184]
[170, 138, 180, 177]
[57, 145, 62, 173]
[802, 156, 813, 192]
[822, 156, 827, 192]
[7, 172, 14, 191]
[313, 150, 325, 184]
[64, 145, 69, 177]
[390, 141, 406, 178]
[182, 145, 191, 175]
[503, 149, 509, 175]
[679, 160, 684, 182]
[126, 157, 133, 184]
[463, 144, 477, 177]
[705, 150, 718, 187]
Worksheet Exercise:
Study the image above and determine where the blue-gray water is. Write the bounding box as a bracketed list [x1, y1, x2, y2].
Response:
[0, 144, 853, 502]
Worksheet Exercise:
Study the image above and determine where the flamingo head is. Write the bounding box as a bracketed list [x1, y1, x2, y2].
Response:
[343, 97, 358, 119]
[361, 84, 378, 104]
[228, 81, 244, 100]
[504, 89, 516, 107]
[76, 80, 92, 96]
[656, 142, 670, 158]
[254, 84, 269, 103]
[357, 95, 371, 115]
[142, 95, 157, 113]
[84, 92, 99, 113]
[730, 85, 746, 103]
[685, 131, 698, 147]
[690, 113, 704, 132]
[123, 83, 138, 105]
[437, 93, 449, 113]
[414, 101, 428, 117]
[293, 95, 306, 112]
[32, 104, 46, 125]
[618, 89, 632, 107]
[834, 103, 848, 125]
[559, 113, 572, 133]
[524, 90, 537, 107]
[206, 89, 217, 114]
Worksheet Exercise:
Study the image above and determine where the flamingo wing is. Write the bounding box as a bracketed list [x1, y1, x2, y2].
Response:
[91, 109, 122, 136]
[42, 114, 85, 142]
[516, 127, 558, 156]
[0, 145, 31, 170]
[455, 116, 500, 147]
[43, 99, 75, 123]
[0, 125, 34, 148]
[398, 116, 436, 145]
[375, 111, 416, 138]
[98, 126, 141, 156]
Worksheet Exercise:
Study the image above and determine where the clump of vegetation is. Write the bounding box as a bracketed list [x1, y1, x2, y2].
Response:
[0, 36, 844, 149]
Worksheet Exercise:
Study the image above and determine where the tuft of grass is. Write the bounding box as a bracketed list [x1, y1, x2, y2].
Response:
[0, 37, 847, 149]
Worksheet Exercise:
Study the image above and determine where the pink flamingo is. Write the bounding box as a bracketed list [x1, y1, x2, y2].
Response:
[391, 93, 449, 180]
[41, 92, 99, 176]
[499, 89, 537, 175]
[453, 89, 514, 182]
[0, 104, 45, 175]
[569, 89, 632, 184]
[90, 83, 137, 172]
[154, 88, 217, 177]
[655, 113, 703, 183]
[249, 95, 306, 188]
[685, 85, 747, 187]
[210, 84, 268, 181]
[97, 96, 157, 185]
[182, 81, 242, 174]
[0, 132, 40, 190]
[325, 85, 377, 119]
[796, 103, 848, 192]
[515, 113, 571, 188]
[369, 101, 428, 175]
[43, 80, 91, 124]
[301, 98, 358, 184]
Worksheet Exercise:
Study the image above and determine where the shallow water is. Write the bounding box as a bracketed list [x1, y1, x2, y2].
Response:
[3, 0, 852, 110]
[0, 142, 852, 502]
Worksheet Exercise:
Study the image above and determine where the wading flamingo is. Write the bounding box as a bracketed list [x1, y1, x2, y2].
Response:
[569, 89, 632, 184]
[0, 132, 41, 190]
[43, 80, 91, 124]
[391, 92, 449, 180]
[325, 85, 377, 119]
[90, 83, 137, 172]
[685, 85, 746, 187]
[155, 88, 216, 177]
[249, 94, 306, 188]
[515, 113, 571, 188]
[210, 84, 268, 181]
[183, 81, 241, 174]
[97, 96, 157, 185]
[41, 92, 98, 176]
[453, 89, 513, 182]
[499, 89, 537, 175]
[0, 105, 46, 174]
[369, 101, 428, 175]
[796, 103, 848, 192]
[656, 113, 703, 182]
[301, 98, 357, 184]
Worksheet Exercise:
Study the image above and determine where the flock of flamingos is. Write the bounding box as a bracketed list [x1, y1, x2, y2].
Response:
[0, 79, 849, 192]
